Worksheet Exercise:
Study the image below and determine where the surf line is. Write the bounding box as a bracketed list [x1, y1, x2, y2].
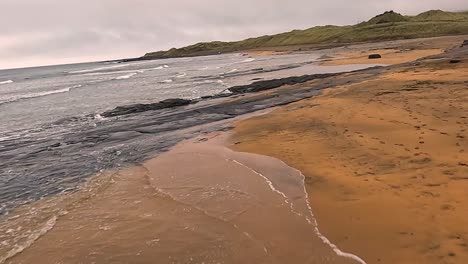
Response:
[277, 159, 368, 264]
[230, 157, 367, 264]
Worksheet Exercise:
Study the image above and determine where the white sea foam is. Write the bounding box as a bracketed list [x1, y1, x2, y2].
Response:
[94, 114, 107, 121]
[0, 80, 13, 85]
[277, 160, 368, 264]
[230, 159, 289, 202]
[83, 69, 139, 77]
[140, 65, 171, 71]
[0, 85, 81, 105]
[0, 216, 57, 264]
[241, 58, 256, 63]
[115, 72, 137, 80]
[216, 80, 229, 88]
[230, 157, 367, 264]
[68, 64, 129, 74]
[0, 135, 19, 142]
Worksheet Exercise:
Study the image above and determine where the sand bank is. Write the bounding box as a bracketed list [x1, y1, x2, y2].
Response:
[230, 56, 468, 263]
[321, 48, 443, 66]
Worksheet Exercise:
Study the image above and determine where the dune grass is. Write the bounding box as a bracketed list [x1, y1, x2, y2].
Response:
[142, 10, 468, 59]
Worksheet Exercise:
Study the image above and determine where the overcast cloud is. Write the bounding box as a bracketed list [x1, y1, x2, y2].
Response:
[0, 0, 467, 69]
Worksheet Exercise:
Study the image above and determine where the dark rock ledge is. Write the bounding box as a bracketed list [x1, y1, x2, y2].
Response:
[102, 99, 192, 118]
[101, 72, 347, 118]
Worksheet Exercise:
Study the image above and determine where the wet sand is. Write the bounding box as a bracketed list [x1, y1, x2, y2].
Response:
[320, 48, 443, 66]
[5, 134, 362, 264]
[230, 54, 468, 263]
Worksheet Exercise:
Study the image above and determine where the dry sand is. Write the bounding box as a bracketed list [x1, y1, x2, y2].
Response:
[230, 58, 468, 263]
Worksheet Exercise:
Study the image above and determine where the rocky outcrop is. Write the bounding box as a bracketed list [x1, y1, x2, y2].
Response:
[102, 98, 192, 117]
[102, 69, 382, 118]
[368, 54, 382, 59]
[228, 73, 341, 94]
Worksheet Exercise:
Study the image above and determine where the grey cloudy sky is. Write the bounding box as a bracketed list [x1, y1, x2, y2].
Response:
[0, 0, 467, 69]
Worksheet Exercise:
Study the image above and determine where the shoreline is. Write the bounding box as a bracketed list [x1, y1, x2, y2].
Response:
[123, 35, 468, 63]
[230, 43, 468, 263]
[2, 36, 467, 263]
[4, 131, 364, 264]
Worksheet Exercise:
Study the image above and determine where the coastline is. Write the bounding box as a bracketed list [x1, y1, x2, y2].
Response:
[2, 36, 467, 263]
[230, 43, 468, 263]
[4, 132, 363, 264]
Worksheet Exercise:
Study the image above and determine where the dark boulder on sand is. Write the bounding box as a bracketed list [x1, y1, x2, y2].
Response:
[368, 54, 382, 59]
[450, 59, 461, 64]
[461, 40, 468, 47]
[102, 98, 192, 117]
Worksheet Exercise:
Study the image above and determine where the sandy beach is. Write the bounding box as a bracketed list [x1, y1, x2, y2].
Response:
[3, 1, 468, 262]
[320, 48, 443, 65]
[2, 36, 467, 264]
[231, 42, 468, 263]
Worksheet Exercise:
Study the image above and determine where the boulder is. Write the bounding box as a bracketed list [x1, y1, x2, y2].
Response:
[461, 40, 468, 47]
[368, 54, 382, 59]
[450, 59, 461, 64]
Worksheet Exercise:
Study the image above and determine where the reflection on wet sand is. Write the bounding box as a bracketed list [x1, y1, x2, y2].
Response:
[5, 133, 363, 264]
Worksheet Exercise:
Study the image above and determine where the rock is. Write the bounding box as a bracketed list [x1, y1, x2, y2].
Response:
[368, 54, 382, 59]
[228, 73, 342, 94]
[461, 40, 468, 47]
[102, 98, 192, 117]
[450, 59, 461, 64]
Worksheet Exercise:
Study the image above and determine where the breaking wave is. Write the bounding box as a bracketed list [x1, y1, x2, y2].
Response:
[0, 85, 82, 105]
[241, 58, 256, 63]
[68, 64, 129, 74]
[0, 80, 13, 85]
[115, 73, 137, 80]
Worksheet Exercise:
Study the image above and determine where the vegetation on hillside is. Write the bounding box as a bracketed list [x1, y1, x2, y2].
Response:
[141, 10, 468, 60]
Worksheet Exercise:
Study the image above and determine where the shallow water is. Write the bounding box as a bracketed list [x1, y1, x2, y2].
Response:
[2, 135, 364, 263]
[0, 53, 377, 134]
[0, 52, 380, 215]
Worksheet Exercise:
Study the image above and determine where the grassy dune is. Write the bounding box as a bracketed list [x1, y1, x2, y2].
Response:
[141, 10, 468, 60]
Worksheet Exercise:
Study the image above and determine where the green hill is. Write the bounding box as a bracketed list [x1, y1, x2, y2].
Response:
[364, 10, 409, 24]
[140, 10, 468, 60]
[412, 10, 468, 21]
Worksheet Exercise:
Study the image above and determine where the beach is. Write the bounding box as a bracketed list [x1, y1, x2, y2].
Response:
[6, 133, 365, 264]
[2, 36, 467, 263]
[231, 42, 468, 263]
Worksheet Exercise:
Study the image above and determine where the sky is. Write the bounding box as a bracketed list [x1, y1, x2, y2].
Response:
[0, 0, 467, 69]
